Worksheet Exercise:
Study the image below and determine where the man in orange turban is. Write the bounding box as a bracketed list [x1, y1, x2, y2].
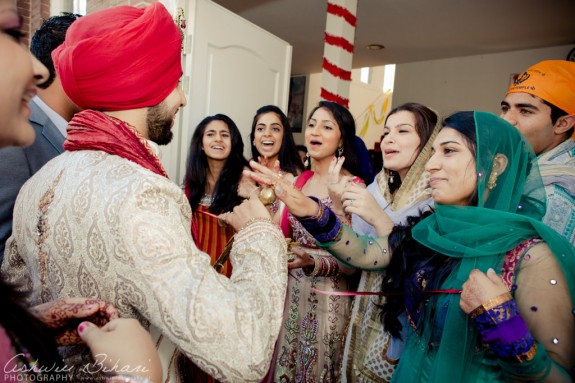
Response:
[1, 3, 287, 383]
[500, 60, 575, 245]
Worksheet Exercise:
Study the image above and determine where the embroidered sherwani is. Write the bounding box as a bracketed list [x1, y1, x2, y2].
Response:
[1, 150, 287, 383]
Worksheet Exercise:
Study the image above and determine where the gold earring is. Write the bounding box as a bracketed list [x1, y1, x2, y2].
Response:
[487, 171, 498, 190]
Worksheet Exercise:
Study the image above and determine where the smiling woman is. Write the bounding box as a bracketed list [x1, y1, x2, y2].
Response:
[0, 1, 48, 147]
[183, 114, 249, 277]
[249, 104, 304, 177]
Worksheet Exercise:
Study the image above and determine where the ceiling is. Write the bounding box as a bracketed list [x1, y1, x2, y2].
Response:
[211, 0, 575, 75]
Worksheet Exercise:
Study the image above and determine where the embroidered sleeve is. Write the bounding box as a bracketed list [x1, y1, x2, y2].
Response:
[471, 294, 537, 362]
[295, 197, 391, 272]
[123, 182, 288, 382]
[480, 242, 575, 382]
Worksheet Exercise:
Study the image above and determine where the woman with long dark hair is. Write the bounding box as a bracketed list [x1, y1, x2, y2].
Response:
[264, 101, 363, 382]
[335, 102, 439, 382]
[250, 105, 304, 177]
[183, 114, 249, 277]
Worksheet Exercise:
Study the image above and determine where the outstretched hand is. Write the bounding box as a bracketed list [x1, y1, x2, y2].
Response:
[30, 298, 119, 346]
[244, 160, 318, 218]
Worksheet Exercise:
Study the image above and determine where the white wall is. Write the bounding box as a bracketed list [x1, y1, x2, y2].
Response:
[294, 66, 387, 149]
[297, 44, 573, 150]
[393, 45, 573, 119]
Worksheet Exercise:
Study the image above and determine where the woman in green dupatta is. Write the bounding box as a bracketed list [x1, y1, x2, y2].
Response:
[244, 111, 575, 382]
[394, 111, 575, 382]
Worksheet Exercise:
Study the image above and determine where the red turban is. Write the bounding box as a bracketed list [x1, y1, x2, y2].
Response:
[52, 3, 182, 111]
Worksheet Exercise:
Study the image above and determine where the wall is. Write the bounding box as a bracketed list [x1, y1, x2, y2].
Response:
[298, 44, 573, 150]
[17, 0, 51, 47]
[393, 45, 573, 119]
[294, 66, 387, 149]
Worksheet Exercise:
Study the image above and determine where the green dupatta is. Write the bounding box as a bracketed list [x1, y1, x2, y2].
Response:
[396, 112, 575, 382]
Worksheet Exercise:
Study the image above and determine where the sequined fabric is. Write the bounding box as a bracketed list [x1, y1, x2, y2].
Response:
[269, 196, 353, 383]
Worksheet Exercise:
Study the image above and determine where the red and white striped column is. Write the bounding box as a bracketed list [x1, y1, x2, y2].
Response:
[320, 0, 358, 108]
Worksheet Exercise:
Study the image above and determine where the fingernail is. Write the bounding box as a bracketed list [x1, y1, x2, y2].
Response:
[276, 186, 284, 195]
[487, 268, 495, 274]
[78, 322, 91, 333]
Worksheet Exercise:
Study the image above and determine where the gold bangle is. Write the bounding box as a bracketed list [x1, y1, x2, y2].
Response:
[470, 292, 513, 319]
[303, 255, 318, 276]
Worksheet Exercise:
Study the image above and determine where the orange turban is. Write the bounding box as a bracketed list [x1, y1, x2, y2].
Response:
[52, 3, 182, 111]
[507, 60, 575, 116]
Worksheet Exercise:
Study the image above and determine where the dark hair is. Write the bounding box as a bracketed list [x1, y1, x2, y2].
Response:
[30, 13, 82, 89]
[441, 111, 478, 206]
[1, 281, 64, 377]
[543, 100, 573, 138]
[183, 114, 248, 214]
[380, 111, 479, 339]
[385, 103, 438, 194]
[379, 211, 460, 340]
[306, 101, 360, 176]
[250, 105, 304, 176]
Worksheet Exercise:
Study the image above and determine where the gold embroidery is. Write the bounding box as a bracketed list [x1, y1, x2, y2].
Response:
[470, 292, 513, 319]
[36, 170, 64, 302]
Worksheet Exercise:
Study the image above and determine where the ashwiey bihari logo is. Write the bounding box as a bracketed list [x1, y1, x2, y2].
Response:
[513, 72, 530, 86]
[4, 353, 151, 382]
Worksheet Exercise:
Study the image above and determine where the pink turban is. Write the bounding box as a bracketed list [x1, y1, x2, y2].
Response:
[52, 3, 182, 111]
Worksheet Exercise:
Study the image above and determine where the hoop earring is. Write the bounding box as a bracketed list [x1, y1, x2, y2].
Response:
[304, 152, 310, 167]
[337, 147, 344, 157]
[487, 171, 498, 190]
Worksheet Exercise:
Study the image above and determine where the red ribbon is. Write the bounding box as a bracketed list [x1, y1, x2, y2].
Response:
[326, 2, 357, 27]
[320, 88, 349, 108]
[324, 32, 354, 53]
[311, 287, 462, 296]
[322, 57, 352, 81]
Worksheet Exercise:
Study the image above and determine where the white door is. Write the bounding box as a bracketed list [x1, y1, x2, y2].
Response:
[161, 0, 292, 184]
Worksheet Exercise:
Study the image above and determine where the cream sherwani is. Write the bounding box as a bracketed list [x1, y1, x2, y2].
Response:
[1, 150, 287, 383]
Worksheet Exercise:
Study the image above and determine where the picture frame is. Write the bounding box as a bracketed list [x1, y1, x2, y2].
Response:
[287, 75, 308, 133]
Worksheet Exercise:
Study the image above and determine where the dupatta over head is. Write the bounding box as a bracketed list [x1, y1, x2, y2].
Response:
[404, 112, 575, 382]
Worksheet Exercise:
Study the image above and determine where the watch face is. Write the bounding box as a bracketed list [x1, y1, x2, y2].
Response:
[568, 47, 575, 62]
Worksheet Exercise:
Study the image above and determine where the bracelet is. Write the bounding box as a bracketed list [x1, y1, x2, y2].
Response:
[238, 217, 272, 232]
[107, 375, 153, 383]
[470, 292, 512, 319]
[303, 255, 318, 276]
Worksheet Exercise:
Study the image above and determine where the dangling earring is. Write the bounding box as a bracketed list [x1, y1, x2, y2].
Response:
[487, 171, 498, 190]
[337, 147, 344, 157]
[304, 152, 310, 167]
